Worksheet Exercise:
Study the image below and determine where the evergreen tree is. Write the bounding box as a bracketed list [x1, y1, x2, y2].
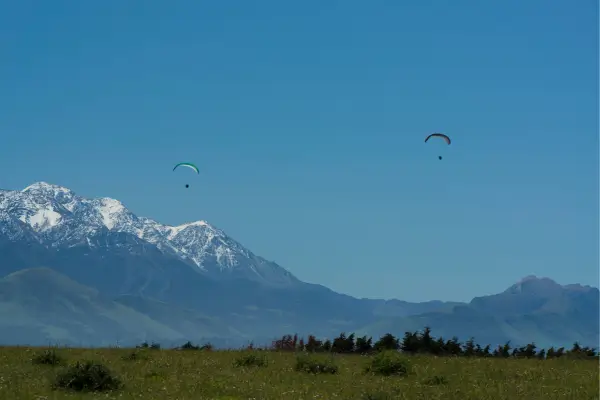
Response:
[355, 335, 373, 354]
[445, 337, 462, 356]
[463, 337, 476, 357]
[480, 344, 491, 357]
[536, 348, 546, 360]
[305, 335, 323, 352]
[400, 331, 419, 353]
[266, 326, 593, 362]
[520, 343, 537, 358]
[421, 326, 434, 353]
[431, 337, 446, 355]
[374, 333, 400, 351]
[332, 332, 355, 353]
[493, 341, 511, 358]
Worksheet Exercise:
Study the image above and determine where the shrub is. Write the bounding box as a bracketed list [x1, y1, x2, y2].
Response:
[365, 351, 411, 377]
[180, 341, 200, 350]
[200, 343, 213, 351]
[53, 361, 122, 392]
[423, 375, 449, 385]
[136, 341, 161, 350]
[32, 349, 64, 366]
[121, 351, 147, 361]
[360, 391, 396, 400]
[234, 353, 268, 368]
[295, 354, 338, 374]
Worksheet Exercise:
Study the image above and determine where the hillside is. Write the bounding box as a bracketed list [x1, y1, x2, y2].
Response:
[0, 268, 184, 345]
[0, 182, 597, 348]
[356, 277, 599, 349]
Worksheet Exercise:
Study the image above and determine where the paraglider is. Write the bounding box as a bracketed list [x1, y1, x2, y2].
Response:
[173, 162, 199, 188]
[424, 133, 451, 160]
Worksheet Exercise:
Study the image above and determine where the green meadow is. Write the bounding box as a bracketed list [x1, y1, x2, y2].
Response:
[0, 345, 597, 400]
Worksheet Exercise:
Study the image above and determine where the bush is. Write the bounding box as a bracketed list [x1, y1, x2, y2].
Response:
[136, 341, 161, 350]
[176, 341, 213, 351]
[121, 351, 147, 361]
[365, 351, 411, 377]
[360, 391, 396, 400]
[233, 353, 268, 368]
[423, 375, 449, 385]
[32, 349, 64, 366]
[53, 361, 122, 392]
[295, 354, 338, 374]
[199, 343, 213, 351]
[180, 341, 200, 350]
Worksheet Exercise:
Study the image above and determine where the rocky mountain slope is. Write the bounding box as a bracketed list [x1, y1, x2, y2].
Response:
[0, 182, 596, 349]
[0, 182, 298, 286]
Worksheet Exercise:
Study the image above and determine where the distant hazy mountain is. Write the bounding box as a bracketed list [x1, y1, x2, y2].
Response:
[356, 276, 599, 349]
[0, 267, 184, 346]
[0, 182, 596, 349]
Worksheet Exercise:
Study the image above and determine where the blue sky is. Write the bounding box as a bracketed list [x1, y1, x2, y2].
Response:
[1, 1, 597, 301]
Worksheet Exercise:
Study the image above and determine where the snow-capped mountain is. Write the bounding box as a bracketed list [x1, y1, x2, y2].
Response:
[0, 182, 298, 287]
[0, 183, 597, 349]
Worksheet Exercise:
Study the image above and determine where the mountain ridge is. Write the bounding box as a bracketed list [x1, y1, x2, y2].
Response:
[0, 182, 596, 349]
[1, 181, 299, 287]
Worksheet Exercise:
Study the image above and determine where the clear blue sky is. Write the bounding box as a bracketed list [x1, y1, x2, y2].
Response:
[1, 1, 597, 302]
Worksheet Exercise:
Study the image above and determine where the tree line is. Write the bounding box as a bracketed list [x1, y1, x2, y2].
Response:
[270, 326, 598, 359]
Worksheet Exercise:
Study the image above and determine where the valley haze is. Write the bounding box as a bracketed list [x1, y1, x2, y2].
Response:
[0, 182, 597, 350]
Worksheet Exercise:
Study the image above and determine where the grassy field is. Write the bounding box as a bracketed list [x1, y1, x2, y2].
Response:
[0, 346, 597, 399]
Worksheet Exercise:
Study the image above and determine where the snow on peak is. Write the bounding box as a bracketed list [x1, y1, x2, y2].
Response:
[96, 197, 126, 230]
[188, 220, 208, 227]
[159, 218, 246, 269]
[175, 220, 208, 229]
[2, 182, 299, 286]
[22, 182, 71, 194]
[166, 220, 208, 237]
[17, 182, 242, 270]
[19, 207, 62, 231]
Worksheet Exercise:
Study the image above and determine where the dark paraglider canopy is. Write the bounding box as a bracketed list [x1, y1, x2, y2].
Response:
[425, 133, 451, 160]
[424, 133, 451, 145]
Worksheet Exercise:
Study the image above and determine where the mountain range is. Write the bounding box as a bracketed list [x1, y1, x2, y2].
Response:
[0, 182, 597, 349]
